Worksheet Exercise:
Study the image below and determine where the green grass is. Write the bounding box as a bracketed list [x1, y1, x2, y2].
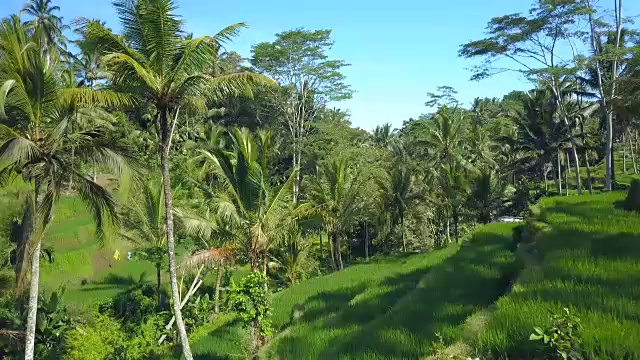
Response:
[36, 196, 158, 307]
[476, 192, 640, 359]
[190, 223, 516, 360]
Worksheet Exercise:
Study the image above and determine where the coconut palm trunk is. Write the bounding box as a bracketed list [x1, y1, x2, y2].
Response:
[160, 111, 193, 359]
[585, 151, 593, 195]
[214, 266, 223, 314]
[24, 240, 41, 360]
[364, 222, 369, 261]
[335, 235, 344, 270]
[401, 215, 406, 252]
[557, 151, 563, 195]
[624, 132, 628, 173]
[328, 233, 337, 270]
[629, 130, 638, 174]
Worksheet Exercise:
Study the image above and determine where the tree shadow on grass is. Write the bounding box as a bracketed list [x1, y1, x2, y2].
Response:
[190, 318, 248, 360]
[78, 272, 148, 292]
[269, 226, 515, 359]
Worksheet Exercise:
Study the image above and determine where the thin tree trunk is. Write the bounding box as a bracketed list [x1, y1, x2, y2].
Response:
[586, 0, 614, 191]
[156, 263, 162, 307]
[214, 265, 223, 314]
[550, 82, 582, 195]
[24, 239, 41, 360]
[453, 211, 459, 244]
[262, 253, 267, 277]
[249, 249, 260, 273]
[629, 130, 638, 174]
[319, 231, 323, 265]
[160, 109, 193, 360]
[623, 132, 628, 173]
[292, 144, 298, 203]
[335, 236, 343, 270]
[24, 183, 44, 360]
[570, 146, 581, 195]
[565, 151, 570, 196]
[552, 160, 559, 193]
[328, 233, 336, 270]
[364, 221, 369, 262]
[445, 217, 450, 245]
[159, 266, 208, 345]
[557, 150, 563, 196]
[585, 151, 593, 195]
[401, 215, 406, 252]
[543, 164, 548, 193]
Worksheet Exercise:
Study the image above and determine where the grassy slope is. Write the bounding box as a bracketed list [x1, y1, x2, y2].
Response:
[476, 192, 640, 359]
[190, 223, 516, 360]
[39, 196, 157, 306]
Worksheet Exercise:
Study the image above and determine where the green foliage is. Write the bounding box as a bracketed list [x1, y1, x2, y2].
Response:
[269, 225, 318, 286]
[467, 171, 510, 224]
[250, 28, 352, 102]
[623, 179, 640, 212]
[530, 308, 583, 360]
[34, 288, 75, 358]
[182, 293, 216, 330]
[228, 272, 273, 339]
[99, 284, 159, 326]
[64, 313, 168, 360]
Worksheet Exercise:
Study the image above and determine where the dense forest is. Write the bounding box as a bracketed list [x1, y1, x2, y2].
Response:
[1, 0, 640, 359]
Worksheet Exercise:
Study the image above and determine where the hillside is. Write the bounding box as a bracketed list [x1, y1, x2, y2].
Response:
[189, 223, 516, 359]
[187, 192, 640, 359]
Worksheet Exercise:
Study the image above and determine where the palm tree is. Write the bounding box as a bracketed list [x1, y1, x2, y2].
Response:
[507, 90, 567, 193]
[119, 180, 166, 306]
[20, 0, 69, 58]
[372, 123, 394, 147]
[83, 1, 270, 356]
[467, 171, 509, 224]
[269, 223, 317, 286]
[422, 107, 470, 243]
[433, 161, 469, 244]
[0, 16, 133, 360]
[307, 158, 366, 270]
[423, 106, 468, 168]
[177, 202, 241, 315]
[376, 165, 420, 252]
[195, 127, 298, 350]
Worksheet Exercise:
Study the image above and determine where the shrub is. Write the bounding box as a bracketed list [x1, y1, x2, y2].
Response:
[65, 314, 125, 360]
[228, 272, 272, 352]
[511, 220, 549, 250]
[100, 284, 158, 325]
[530, 308, 583, 360]
[65, 314, 169, 360]
[623, 179, 640, 212]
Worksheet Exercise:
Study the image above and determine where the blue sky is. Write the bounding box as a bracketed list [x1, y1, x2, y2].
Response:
[3, 0, 639, 130]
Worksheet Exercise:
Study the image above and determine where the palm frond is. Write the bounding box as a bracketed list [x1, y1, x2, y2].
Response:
[60, 87, 136, 108]
[102, 52, 161, 91]
[71, 169, 118, 243]
[180, 247, 234, 273]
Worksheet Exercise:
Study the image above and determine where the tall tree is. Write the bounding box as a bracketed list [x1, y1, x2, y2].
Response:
[422, 107, 470, 243]
[460, 0, 588, 194]
[20, 0, 69, 58]
[376, 165, 420, 252]
[581, 0, 631, 190]
[307, 158, 366, 270]
[119, 180, 167, 306]
[83, 1, 270, 357]
[195, 128, 299, 349]
[0, 15, 132, 359]
[250, 28, 353, 202]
